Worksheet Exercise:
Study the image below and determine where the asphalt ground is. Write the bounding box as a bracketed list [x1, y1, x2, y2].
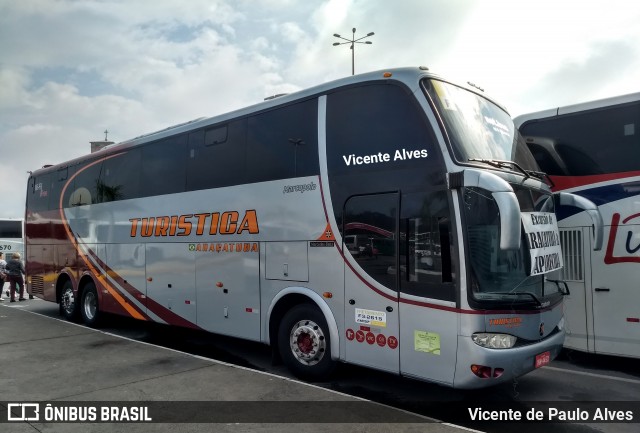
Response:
[0, 299, 478, 433]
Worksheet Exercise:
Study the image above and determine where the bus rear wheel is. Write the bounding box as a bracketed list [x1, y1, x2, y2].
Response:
[59, 280, 79, 321]
[80, 282, 101, 327]
[277, 304, 336, 381]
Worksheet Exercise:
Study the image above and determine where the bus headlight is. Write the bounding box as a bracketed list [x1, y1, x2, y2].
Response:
[472, 333, 517, 349]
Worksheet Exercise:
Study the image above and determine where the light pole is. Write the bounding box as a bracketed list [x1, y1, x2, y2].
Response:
[332, 28, 374, 75]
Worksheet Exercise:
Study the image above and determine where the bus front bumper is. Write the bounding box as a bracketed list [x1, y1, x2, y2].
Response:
[453, 329, 565, 389]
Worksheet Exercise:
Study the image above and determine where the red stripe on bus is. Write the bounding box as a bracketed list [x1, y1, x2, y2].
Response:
[550, 171, 640, 191]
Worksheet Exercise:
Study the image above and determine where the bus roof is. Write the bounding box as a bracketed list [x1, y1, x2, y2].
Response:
[30, 66, 504, 177]
[514, 91, 640, 128]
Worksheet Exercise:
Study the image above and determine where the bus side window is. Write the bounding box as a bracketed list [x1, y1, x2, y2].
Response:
[187, 119, 247, 191]
[27, 173, 52, 212]
[66, 160, 103, 207]
[141, 134, 187, 197]
[101, 148, 141, 202]
[246, 98, 319, 183]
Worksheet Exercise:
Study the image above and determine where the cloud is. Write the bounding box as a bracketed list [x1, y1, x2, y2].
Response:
[513, 40, 640, 115]
[1, 0, 640, 219]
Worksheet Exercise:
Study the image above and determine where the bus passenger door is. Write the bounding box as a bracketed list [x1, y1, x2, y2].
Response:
[343, 193, 400, 374]
[591, 223, 639, 357]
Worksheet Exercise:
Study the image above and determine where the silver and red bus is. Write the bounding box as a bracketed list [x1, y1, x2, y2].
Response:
[25, 67, 600, 388]
[515, 92, 640, 359]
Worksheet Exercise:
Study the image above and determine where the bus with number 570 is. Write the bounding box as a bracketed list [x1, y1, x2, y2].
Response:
[25, 67, 603, 388]
[0, 218, 24, 293]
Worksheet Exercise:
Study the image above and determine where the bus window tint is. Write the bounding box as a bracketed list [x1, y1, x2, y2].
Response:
[400, 191, 455, 301]
[28, 173, 52, 212]
[246, 99, 319, 182]
[0, 220, 22, 238]
[101, 148, 141, 202]
[343, 193, 398, 291]
[141, 134, 187, 197]
[520, 102, 640, 175]
[187, 119, 247, 190]
[66, 160, 103, 207]
[327, 83, 436, 177]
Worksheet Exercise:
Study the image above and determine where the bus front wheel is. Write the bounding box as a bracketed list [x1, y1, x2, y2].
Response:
[80, 282, 101, 327]
[277, 304, 336, 381]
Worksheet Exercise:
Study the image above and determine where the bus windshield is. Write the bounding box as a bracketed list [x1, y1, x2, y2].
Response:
[462, 185, 561, 307]
[423, 79, 538, 172]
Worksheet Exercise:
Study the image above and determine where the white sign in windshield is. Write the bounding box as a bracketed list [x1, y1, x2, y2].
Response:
[521, 212, 563, 276]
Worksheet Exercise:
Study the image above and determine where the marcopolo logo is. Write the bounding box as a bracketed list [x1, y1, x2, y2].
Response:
[283, 181, 317, 194]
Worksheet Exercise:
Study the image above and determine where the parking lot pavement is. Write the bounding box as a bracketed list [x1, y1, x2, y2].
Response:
[0, 302, 478, 433]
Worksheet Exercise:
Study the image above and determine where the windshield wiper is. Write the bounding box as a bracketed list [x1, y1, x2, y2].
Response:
[545, 279, 570, 295]
[469, 158, 554, 187]
[482, 291, 542, 306]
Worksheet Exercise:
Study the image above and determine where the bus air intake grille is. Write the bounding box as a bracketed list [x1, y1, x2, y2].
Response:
[559, 229, 583, 281]
[31, 276, 45, 295]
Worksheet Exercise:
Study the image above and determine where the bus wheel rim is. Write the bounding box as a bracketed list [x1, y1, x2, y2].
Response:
[289, 319, 326, 366]
[84, 291, 96, 320]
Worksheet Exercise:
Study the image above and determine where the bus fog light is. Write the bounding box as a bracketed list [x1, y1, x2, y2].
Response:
[472, 333, 517, 349]
[470, 364, 492, 378]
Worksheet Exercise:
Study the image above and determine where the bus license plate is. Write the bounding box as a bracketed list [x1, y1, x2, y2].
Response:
[535, 351, 551, 368]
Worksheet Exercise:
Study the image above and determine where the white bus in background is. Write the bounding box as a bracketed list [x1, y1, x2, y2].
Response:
[0, 219, 24, 256]
[515, 92, 640, 359]
[26, 67, 601, 388]
[0, 218, 24, 293]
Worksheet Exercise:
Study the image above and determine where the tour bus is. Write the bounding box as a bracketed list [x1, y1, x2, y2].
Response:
[0, 218, 24, 292]
[515, 92, 640, 359]
[25, 67, 602, 388]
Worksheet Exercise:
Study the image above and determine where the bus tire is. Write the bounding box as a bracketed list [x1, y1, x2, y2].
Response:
[277, 303, 336, 381]
[80, 282, 101, 327]
[59, 280, 79, 321]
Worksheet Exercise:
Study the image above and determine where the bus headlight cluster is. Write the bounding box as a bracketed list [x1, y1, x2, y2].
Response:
[472, 333, 517, 349]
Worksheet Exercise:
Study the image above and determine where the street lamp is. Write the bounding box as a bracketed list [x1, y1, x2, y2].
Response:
[332, 28, 374, 75]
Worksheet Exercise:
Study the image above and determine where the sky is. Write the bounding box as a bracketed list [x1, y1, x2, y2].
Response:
[1, 0, 639, 219]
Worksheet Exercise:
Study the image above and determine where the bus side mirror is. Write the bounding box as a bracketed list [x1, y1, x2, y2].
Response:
[557, 192, 604, 251]
[450, 169, 521, 251]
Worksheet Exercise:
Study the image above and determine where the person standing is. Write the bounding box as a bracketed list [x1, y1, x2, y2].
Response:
[0, 252, 6, 302]
[6, 252, 26, 302]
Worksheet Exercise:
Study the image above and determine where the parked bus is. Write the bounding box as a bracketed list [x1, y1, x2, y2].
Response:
[26, 67, 602, 388]
[515, 92, 640, 359]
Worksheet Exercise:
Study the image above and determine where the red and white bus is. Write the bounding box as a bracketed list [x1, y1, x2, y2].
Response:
[26, 67, 601, 388]
[515, 92, 640, 359]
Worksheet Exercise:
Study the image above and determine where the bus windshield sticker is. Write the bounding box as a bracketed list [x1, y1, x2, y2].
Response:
[355, 308, 386, 328]
[414, 330, 441, 355]
[432, 81, 456, 111]
[521, 212, 563, 275]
